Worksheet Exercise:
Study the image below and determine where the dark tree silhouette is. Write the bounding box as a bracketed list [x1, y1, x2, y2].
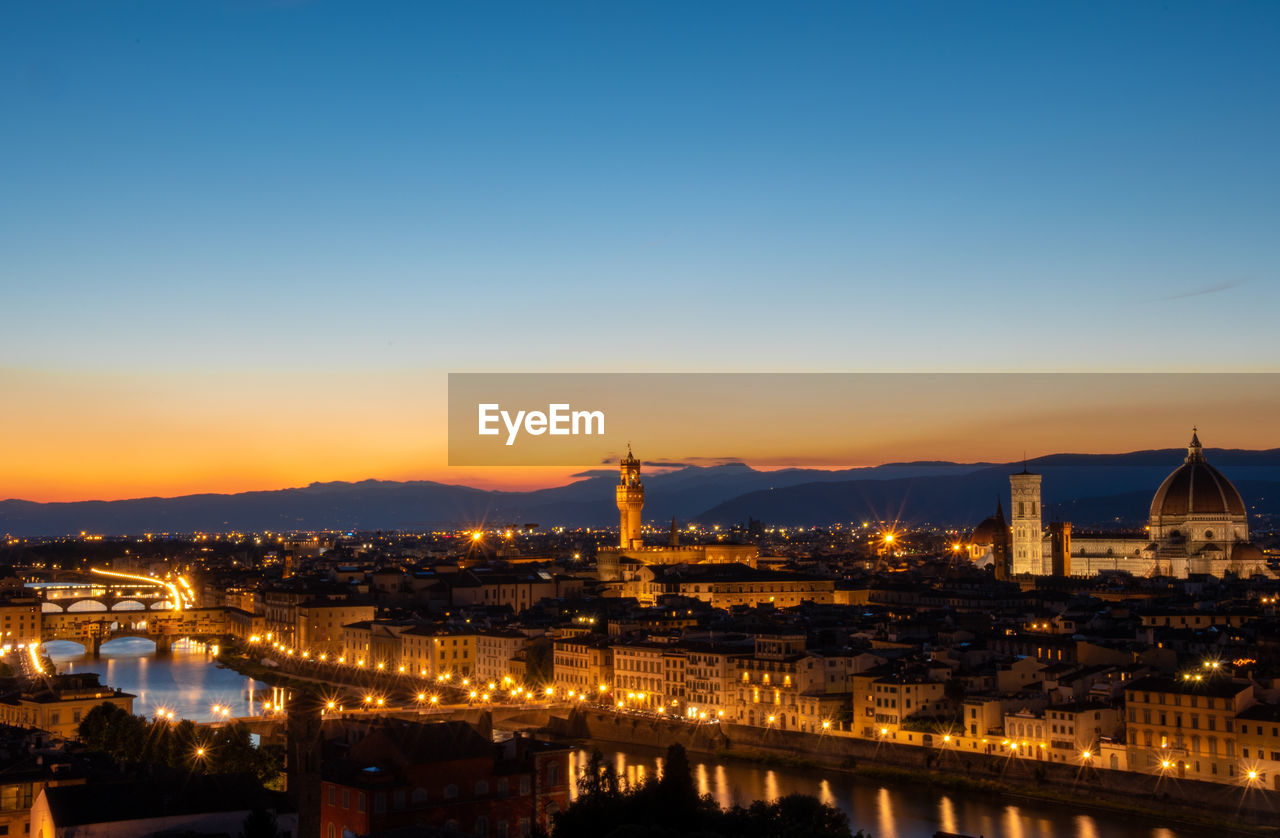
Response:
[241, 807, 281, 838]
[78, 702, 282, 784]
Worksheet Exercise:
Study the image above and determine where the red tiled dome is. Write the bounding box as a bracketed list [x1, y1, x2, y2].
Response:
[1149, 431, 1245, 519]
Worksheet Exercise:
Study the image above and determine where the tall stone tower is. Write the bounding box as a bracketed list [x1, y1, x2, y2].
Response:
[1048, 521, 1072, 577]
[990, 499, 1010, 581]
[285, 692, 323, 838]
[616, 445, 644, 549]
[1010, 468, 1043, 576]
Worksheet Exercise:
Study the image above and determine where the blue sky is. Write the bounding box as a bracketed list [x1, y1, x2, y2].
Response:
[4, 1, 1278, 376]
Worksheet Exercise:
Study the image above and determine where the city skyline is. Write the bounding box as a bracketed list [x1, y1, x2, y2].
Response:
[5, 4, 1280, 836]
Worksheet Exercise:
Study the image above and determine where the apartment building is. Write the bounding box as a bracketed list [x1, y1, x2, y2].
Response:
[1124, 675, 1254, 783]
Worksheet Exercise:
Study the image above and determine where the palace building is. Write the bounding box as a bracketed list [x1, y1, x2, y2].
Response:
[969, 431, 1269, 579]
[596, 448, 757, 582]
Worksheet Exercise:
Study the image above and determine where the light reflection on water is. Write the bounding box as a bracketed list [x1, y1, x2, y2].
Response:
[566, 744, 1186, 838]
[43, 637, 269, 723]
[27, 644, 1197, 838]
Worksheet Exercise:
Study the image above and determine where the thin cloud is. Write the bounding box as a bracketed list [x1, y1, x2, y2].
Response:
[1152, 280, 1246, 302]
[594, 455, 737, 468]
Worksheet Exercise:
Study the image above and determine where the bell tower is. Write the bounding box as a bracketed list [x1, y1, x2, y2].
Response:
[991, 498, 1010, 581]
[1010, 467, 1043, 576]
[616, 445, 644, 549]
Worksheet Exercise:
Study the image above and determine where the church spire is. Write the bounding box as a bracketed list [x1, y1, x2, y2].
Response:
[1186, 427, 1204, 463]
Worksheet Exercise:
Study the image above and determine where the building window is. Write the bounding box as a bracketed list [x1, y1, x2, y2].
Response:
[357, 792, 366, 813]
[445, 784, 459, 799]
[475, 816, 490, 837]
[328, 785, 335, 805]
[475, 780, 489, 796]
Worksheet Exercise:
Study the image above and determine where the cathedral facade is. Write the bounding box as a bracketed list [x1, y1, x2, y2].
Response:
[970, 431, 1269, 579]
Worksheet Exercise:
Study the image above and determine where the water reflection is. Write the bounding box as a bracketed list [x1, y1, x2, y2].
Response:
[877, 786, 898, 838]
[939, 795, 957, 835]
[564, 744, 1185, 838]
[43, 637, 268, 723]
[1004, 805, 1025, 838]
[30, 641, 1197, 838]
[819, 778, 834, 807]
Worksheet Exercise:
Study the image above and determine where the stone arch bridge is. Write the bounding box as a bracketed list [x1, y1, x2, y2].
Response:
[40, 609, 232, 657]
[28, 578, 175, 614]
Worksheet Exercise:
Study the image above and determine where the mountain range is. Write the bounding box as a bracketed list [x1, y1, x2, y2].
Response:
[3, 447, 1280, 537]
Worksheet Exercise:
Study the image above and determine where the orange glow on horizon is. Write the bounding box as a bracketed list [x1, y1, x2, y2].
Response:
[4, 367, 1278, 503]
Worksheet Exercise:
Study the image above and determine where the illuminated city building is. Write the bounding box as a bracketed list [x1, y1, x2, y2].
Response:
[597, 448, 759, 582]
[970, 432, 1268, 579]
[0, 674, 133, 740]
[1124, 675, 1253, 782]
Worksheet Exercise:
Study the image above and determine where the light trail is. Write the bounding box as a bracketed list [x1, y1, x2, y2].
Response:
[89, 567, 184, 611]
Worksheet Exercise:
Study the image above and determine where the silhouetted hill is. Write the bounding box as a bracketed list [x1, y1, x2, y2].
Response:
[694, 449, 1280, 528]
[3, 448, 1278, 536]
[0, 461, 994, 537]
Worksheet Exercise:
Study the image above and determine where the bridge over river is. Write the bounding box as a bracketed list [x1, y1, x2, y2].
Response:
[27, 570, 232, 656]
[204, 702, 564, 745]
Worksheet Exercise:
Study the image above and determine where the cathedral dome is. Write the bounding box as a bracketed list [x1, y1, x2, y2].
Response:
[1231, 542, 1264, 564]
[968, 516, 998, 546]
[1149, 431, 1246, 519]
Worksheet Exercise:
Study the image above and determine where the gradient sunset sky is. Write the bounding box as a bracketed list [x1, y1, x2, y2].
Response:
[3, 1, 1278, 502]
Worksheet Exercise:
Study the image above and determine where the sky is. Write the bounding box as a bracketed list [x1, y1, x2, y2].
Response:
[2, 1, 1279, 502]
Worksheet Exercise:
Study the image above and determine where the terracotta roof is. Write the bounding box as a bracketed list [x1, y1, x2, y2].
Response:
[1149, 439, 1246, 518]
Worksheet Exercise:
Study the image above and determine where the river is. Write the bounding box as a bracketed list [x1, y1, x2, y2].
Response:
[43, 640, 1189, 837]
[43, 637, 271, 722]
[562, 744, 1188, 838]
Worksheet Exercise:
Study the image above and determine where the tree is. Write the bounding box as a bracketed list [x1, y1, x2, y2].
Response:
[78, 702, 147, 761]
[77, 705, 281, 785]
[656, 744, 700, 815]
[576, 749, 620, 799]
[727, 794, 854, 838]
[241, 807, 281, 838]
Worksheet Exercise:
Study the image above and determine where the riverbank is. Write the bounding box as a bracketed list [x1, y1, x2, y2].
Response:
[550, 708, 1280, 835]
[216, 649, 1276, 834]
